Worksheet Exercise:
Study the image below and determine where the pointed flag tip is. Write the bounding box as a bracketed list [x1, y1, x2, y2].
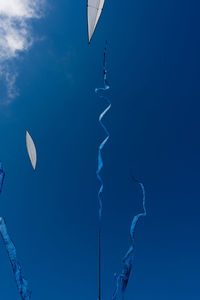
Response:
[26, 130, 37, 171]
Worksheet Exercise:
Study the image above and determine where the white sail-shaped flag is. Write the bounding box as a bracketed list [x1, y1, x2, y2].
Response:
[26, 131, 37, 170]
[87, 0, 106, 43]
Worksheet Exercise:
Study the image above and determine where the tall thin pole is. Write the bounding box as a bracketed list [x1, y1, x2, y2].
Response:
[95, 41, 110, 300]
[99, 228, 101, 300]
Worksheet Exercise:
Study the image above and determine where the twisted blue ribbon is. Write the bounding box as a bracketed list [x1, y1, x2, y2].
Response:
[95, 42, 111, 222]
[95, 42, 111, 300]
[112, 177, 146, 300]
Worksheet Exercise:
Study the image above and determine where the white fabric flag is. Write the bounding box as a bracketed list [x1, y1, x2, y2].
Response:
[26, 131, 37, 170]
[87, 0, 105, 43]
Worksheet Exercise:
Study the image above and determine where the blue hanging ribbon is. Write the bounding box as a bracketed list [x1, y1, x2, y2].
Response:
[112, 177, 146, 300]
[95, 42, 111, 300]
[0, 163, 31, 299]
[0, 218, 32, 299]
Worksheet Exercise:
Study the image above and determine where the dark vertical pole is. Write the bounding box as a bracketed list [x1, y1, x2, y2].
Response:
[96, 41, 109, 300]
[99, 228, 101, 300]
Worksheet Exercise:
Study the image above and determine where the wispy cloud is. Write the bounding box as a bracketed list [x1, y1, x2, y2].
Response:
[0, 0, 45, 103]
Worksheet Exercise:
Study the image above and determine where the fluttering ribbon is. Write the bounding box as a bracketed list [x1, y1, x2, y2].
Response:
[0, 163, 31, 299]
[112, 177, 146, 300]
[0, 218, 32, 299]
[95, 42, 111, 300]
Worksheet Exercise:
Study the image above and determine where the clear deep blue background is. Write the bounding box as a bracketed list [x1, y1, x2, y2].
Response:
[0, 0, 200, 299]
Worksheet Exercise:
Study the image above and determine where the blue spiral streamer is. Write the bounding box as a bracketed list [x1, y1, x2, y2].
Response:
[112, 177, 146, 300]
[95, 42, 111, 300]
[95, 42, 111, 222]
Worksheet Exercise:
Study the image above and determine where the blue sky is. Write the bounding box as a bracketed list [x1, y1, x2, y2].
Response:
[0, 0, 200, 299]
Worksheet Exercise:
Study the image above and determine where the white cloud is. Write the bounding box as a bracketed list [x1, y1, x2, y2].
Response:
[0, 0, 44, 103]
